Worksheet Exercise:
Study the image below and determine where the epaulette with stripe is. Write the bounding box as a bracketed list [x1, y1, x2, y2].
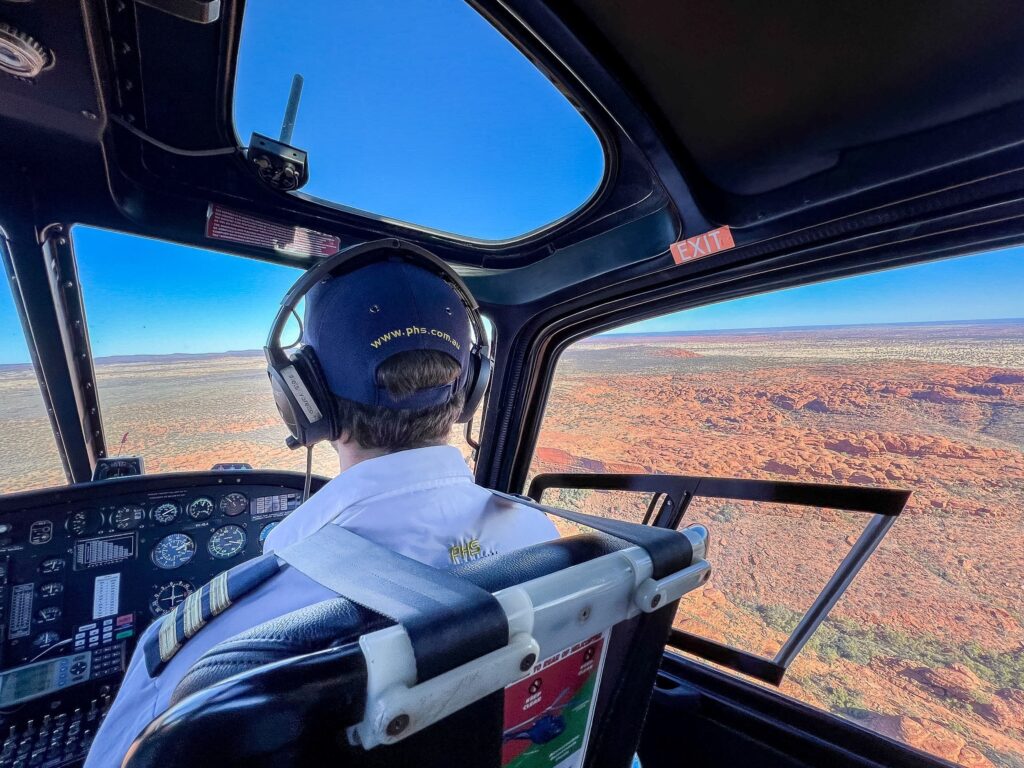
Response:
[144, 553, 281, 676]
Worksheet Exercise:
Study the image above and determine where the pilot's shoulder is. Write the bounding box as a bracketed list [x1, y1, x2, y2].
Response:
[478, 488, 559, 532]
[142, 553, 282, 678]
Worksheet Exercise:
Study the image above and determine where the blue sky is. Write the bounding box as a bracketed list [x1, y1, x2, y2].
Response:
[234, 0, 603, 241]
[0, 0, 1022, 364]
[1, 234, 1019, 363]
[615, 247, 1024, 334]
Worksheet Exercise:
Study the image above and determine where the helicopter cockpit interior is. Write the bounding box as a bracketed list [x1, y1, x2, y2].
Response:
[2, 1, 1024, 767]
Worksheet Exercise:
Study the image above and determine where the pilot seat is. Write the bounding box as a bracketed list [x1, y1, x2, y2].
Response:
[121, 498, 710, 768]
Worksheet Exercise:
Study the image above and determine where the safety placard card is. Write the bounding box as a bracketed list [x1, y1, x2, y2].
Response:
[501, 631, 609, 768]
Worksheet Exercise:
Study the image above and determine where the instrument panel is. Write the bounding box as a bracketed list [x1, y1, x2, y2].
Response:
[0, 470, 325, 767]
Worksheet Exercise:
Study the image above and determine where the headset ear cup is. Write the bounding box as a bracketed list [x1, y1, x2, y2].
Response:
[459, 350, 492, 423]
[266, 364, 305, 444]
[290, 347, 339, 444]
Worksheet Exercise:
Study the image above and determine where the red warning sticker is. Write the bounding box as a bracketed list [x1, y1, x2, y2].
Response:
[501, 632, 608, 768]
[205, 204, 341, 258]
[669, 226, 735, 265]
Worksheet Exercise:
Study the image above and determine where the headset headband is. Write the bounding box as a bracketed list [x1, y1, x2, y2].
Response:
[265, 238, 488, 365]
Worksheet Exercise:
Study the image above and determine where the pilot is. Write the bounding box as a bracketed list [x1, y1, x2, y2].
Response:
[87, 251, 558, 767]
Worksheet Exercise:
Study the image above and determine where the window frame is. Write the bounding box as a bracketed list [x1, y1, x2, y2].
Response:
[528, 472, 908, 686]
[228, 0, 618, 248]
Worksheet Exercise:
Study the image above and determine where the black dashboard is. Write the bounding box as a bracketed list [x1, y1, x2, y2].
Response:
[0, 471, 326, 767]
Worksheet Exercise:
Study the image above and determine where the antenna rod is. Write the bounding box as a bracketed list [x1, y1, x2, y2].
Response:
[279, 74, 304, 145]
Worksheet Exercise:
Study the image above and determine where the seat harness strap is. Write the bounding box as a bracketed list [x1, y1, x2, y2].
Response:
[276, 524, 508, 682]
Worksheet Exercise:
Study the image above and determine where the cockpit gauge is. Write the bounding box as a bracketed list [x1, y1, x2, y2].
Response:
[29, 520, 53, 545]
[39, 582, 63, 597]
[207, 525, 246, 559]
[37, 607, 61, 622]
[258, 521, 279, 552]
[32, 632, 61, 649]
[150, 580, 194, 616]
[187, 496, 215, 521]
[151, 533, 197, 570]
[112, 504, 145, 530]
[218, 492, 248, 517]
[151, 501, 180, 525]
[66, 509, 102, 536]
[39, 557, 65, 574]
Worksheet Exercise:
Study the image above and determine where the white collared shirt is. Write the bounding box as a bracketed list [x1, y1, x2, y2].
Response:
[263, 445, 558, 566]
[87, 446, 558, 767]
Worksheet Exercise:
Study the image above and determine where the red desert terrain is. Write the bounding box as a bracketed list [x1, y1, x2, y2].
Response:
[0, 320, 1021, 766]
[530, 321, 1024, 768]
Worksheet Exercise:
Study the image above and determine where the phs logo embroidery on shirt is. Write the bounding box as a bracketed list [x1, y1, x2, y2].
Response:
[449, 538, 488, 564]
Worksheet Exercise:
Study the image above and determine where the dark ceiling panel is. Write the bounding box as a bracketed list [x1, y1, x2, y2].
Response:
[568, 0, 1024, 194]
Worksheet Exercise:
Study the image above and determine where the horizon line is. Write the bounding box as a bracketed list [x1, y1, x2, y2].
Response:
[1, 316, 1022, 367]
[601, 316, 1024, 337]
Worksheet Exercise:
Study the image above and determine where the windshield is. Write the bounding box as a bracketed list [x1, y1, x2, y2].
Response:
[67, 226, 476, 477]
[233, 0, 604, 241]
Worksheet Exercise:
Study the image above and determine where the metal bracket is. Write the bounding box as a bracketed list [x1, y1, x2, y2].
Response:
[350, 535, 710, 749]
[134, 0, 221, 24]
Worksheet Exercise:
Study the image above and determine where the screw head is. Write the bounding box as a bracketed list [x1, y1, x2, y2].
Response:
[520, 653, 537, 672]
[386, 714, 409, 736]
[650, 594, 662, 609]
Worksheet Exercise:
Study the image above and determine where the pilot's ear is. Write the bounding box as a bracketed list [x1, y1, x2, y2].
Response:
[334, 430, 354, 446]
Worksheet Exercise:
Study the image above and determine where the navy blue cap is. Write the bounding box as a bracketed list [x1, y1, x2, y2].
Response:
[303, 259, 473, 409]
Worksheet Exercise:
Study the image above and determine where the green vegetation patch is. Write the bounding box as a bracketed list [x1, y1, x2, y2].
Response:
[740, 603, 1024, 690]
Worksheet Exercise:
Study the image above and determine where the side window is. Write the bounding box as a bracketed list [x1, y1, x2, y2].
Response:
[528, 249, 1024, 767]
[0, 258, 67, 493]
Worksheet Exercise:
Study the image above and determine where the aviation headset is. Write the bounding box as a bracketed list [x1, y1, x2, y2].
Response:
[265, 239, 492, 450]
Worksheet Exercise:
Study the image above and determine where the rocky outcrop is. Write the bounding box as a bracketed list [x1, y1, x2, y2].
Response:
[905, 664, 982, 702]
[911, 390, 961, 404]
[982, 689, 1024, 730]
[866, 715, 993, 767]
[986, 372, 1024, 384]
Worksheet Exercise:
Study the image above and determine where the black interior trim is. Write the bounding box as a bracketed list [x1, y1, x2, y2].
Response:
[650, 655, 957, 768]
[0, 470, 329, 511]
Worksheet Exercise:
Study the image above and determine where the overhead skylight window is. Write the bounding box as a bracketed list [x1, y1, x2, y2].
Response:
[234, 1, 605, 241]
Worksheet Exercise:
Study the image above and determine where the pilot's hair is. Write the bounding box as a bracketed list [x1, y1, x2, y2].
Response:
[333, 350, 465, 451]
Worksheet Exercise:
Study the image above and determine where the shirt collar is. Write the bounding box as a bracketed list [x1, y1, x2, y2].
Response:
[263, 445, 473, 552]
